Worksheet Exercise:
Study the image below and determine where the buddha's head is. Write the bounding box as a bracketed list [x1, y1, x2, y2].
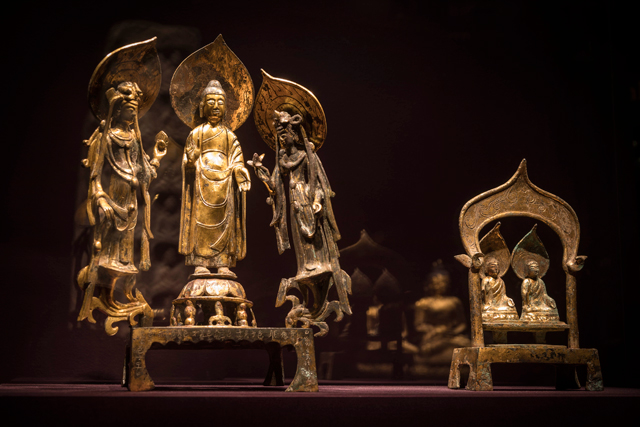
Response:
[426, 271, 449, 296]
[525, 260, 540, 279]
[485, 257, 499, 278]
[199, 80, 226, 125]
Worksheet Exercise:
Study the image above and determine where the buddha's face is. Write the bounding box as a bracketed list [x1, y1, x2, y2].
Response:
[428, 274, 449, 296]
[526, 261, 540, 278]
[485, 260, 499, 277]
[203, 94, 226, 125]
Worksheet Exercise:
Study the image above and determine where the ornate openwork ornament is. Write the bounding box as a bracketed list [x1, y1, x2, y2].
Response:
[478, 222, 510, 278]
[459, 159, 584, 273]
[170, 35, 254, 132]
[254, 70, 327, 151]
[88, 37, 161, 121]
[511, 224, 551, 279]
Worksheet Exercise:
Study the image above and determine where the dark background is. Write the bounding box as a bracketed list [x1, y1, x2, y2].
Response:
[2, 0, 638, 387]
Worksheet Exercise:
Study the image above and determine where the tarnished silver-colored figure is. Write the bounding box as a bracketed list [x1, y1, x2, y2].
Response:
[168, 35, 256, 327]
[77, 38, 167, 336]
[250, 71, 351, 336]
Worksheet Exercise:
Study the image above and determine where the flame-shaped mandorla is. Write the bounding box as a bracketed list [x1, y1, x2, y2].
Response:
[88, 37, 161, 121]
[511, 224, 551, 279]
[254, 70, 327, 152]
[170, 34, 254, 132]
[478, 222, 510, 278]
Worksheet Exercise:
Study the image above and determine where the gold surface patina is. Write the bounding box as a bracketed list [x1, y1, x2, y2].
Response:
[126, 327, 319, 392]
[78, 36, 335, 392]
[458, 160, 584, 273]
[249, 72, 351, 337]
[170, 35, 254, 132]
[449, 160, 603, 391]
[168, 36, 255, 327]
[88, 38, 161, 121]
[478, 223, 518, 322]
[77, 38, 168, 335]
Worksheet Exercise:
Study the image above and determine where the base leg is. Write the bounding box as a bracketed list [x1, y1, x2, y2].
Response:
[586, 355, 604, 391]
[263, 342, 285, 386]
[556, 365, 581, 390]
[286, 331, 318, 392]
[467, 360, 493, 391]
[122, 343, 131, 387]
[318, 352, 335, 380]
[392, 338, 404, 379]
[448, 352, 462, 389]
[127, 330, 155, 392]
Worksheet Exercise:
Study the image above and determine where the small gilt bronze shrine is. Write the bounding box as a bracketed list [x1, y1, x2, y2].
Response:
[449, 160, 603, 391]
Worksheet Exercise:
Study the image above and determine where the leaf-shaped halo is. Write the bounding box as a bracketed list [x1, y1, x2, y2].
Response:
[511, 224, 551, 279]
[170, 35, 254, 132]
[478, 222, 510, 278]
[253, 70, 327, 151]
[88, 37, 161, 121]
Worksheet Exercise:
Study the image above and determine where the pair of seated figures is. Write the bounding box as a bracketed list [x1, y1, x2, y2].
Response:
[482, 257, 558, 323]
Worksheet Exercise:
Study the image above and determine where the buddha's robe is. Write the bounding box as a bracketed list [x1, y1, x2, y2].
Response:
[179, 123, 248, 267]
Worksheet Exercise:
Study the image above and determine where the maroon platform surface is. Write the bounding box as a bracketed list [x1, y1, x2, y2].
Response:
[2, 383, 637, 426]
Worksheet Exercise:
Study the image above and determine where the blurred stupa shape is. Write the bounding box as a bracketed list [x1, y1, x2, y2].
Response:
[350, 267, 374, 298]
[320, 231, 415, 379]
[340, 230, 409, 274]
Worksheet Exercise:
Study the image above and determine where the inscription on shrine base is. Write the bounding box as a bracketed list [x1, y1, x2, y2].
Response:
[126, 326, 318, 392]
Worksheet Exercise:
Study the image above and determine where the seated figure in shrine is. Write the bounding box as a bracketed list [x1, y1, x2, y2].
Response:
[520, 259, 559, 322]
[481, 257, 518, 321]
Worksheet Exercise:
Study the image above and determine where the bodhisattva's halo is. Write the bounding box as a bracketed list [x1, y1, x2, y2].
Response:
[253, 70, 327, 152]
[88, 37, 161, 121]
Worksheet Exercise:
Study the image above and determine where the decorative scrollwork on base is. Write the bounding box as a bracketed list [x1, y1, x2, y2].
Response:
[281, 294, 346, 337]
[84, 288, 154, 336]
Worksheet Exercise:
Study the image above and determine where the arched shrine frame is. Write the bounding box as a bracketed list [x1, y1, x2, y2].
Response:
[458, 159, 584, 348]
[449, 160, 603, 391]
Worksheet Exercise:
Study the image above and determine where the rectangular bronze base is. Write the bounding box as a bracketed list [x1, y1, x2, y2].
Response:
[125, 326, 318, 392]
[448, 346, 603, 391]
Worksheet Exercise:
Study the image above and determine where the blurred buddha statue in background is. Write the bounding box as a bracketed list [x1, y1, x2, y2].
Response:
[412, 260, 470, 375]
